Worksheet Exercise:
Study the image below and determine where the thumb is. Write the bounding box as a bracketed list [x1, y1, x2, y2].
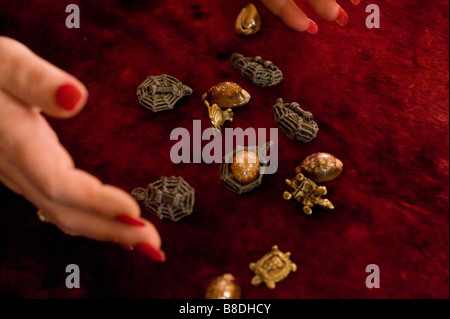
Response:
[0, 36, 88, 118]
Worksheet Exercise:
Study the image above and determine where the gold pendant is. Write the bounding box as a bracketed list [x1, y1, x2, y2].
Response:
[283, 173, 335, 215]
[250, 245, 297, 289]
[235, 3, 261, 36]
[204, 100, 234, 131]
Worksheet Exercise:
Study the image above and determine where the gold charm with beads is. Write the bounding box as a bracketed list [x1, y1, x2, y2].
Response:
[283, 173, 334, 215]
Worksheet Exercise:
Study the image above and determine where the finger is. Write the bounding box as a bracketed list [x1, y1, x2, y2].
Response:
[260, 0, 319, 34]
[0, 89, 63, 146]
[10, 150, 141, 221]
[0, 173, 23, 195]
[40, 205, 164, 261]
[0, 90, 75, 201]
[308, 0, 349, 26]
[0, 36, 88, 118]
[55, 169, 142, 221]
[0, 89, 71, 198]
[0, 89, 139, 222]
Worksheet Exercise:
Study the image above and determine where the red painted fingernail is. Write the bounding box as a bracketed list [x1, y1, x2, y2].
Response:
[134, 243, 166, 262]
[307, 19, 318, 34]
[351, 0, 361, 5]
[116, 214, 146, 227]
[335, 6, 349, 26]
[55, 84, 82, 111]
[118, 243, 134, 251]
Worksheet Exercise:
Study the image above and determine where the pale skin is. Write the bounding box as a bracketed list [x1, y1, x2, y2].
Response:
[260, 0, 361, 32]
[0, 0, 360, 260]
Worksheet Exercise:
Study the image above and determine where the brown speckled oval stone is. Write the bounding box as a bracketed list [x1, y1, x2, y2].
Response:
[230, 151, 260, 185]
[300, 152, 343, 183]
[205, 274, 241, 299]
[202, 82, 250, 108]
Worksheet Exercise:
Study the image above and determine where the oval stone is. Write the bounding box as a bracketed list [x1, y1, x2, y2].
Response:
[299, 152, 343, 183]
[205, 274, 241, 299]
[202, 82, 250, 109]
[230, 151, 260, 185]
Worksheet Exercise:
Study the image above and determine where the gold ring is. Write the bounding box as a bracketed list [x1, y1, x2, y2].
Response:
[37, 210, 49, 223]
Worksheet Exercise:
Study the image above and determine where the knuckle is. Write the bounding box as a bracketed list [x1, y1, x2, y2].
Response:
[0, 37, 33, 82]
[0, 37, 24, 63]
[40, 179, 63, 202]
[54, 214, 78, 237]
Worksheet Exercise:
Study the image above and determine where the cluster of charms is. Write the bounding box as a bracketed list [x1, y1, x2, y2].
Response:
[284, 152, 342, 215]
[133, 3, 345, 297]
[202, 81, 250, 130]
[206, 245, 297, 298]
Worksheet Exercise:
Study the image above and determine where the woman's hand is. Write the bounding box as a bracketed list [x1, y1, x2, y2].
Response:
[261, 0, 360, 34]
[0, 37, 164, 262]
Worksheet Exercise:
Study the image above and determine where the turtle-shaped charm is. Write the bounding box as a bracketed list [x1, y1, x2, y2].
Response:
[230, 53, 283, 87]
[283, 173, 334, 215]
[250, 245, 297, 289]
[273, 98, 319, 142]
[137, 74, 193, 113]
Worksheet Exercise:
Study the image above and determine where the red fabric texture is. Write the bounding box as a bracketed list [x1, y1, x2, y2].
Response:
[0, 0, 448, 298]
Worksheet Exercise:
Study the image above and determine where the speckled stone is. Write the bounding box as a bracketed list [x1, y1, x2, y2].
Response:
[230, 151, 260, 185]
[205, 274, 241, 299]
[202, 82, 250, 109]
[299, 152, 343, 183]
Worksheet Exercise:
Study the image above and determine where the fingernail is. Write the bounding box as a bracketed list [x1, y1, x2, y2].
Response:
[351, 0, 361, 5]
[118, 243, 134, 251]
[55, 84, 82, 111]
[116, 214, 146, 227]
[307, 19, 318, 34]
[134, 243, 166, 262]
[335, 6, 349, 26]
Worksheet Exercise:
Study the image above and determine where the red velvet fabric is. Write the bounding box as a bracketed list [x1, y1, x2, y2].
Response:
[0, 0, 448, 299]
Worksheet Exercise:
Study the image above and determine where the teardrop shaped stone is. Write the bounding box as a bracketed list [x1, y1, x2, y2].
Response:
[202, 82, 250, 109]
[235, 3, 261, 36]
[299, 152, 343, 183]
